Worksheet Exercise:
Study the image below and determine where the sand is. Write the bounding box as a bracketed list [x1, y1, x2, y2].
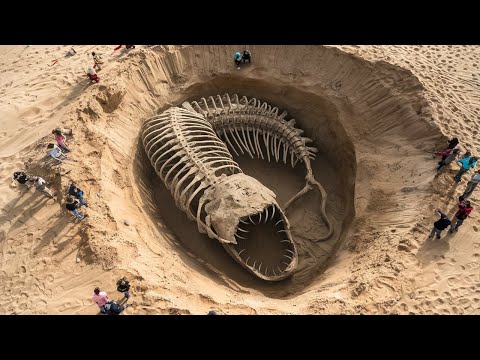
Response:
[0, 44, 479, 314]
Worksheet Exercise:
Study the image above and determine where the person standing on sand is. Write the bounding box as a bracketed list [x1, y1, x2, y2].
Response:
[454, 156, 478, 182]
[462, 169, 480, 199]
[234, 52, 242, 69]
[447, 137, 459, 149]
[116, 277, 131, 300]
[92, 52, 103, 71]
[242, 50, 251, 64]
[449, 198, 473, 233]
[92, 287, 109, 313]
[428, 208, 451, 240]
[435, 148, 460, 171]
[31, 176, 54, 198]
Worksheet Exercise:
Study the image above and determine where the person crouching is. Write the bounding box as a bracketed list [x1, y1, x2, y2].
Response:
[87, 67, 100, 83]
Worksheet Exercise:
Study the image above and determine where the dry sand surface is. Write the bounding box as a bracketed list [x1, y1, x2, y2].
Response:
[0, 45, 479, 314]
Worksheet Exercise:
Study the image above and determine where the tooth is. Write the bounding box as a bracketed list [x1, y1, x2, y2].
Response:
[283, 254, 293, 260]
[235, 233, 247, 240]
[272, 267, 277, 276]
[264, 265, 269, 276]
[275, 219, 283, 227]
[285, 249, 294, 255]
[264, 207, 269, 224]
[245, 256, 250, 266]
[238, 249, 246, 256]
[252, 260, 257, 269]
[280, 240, 290, 243]
[270, 206, 275, 220]
[278, 229, 288, 233]
[282, 262, 290, 266]
[258, 262, 263, 273]
[258, 212, 262, 224]
[277, 266, 283, 273]
[237, 227, 249, 233]
[248, 215, 255, 224]
[240, 219, 249, 225]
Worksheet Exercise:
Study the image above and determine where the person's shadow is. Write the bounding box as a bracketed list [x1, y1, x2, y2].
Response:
[417, 232, 451, 266]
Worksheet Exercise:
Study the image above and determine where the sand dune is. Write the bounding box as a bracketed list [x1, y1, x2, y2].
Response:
[0, 45, 479, 314]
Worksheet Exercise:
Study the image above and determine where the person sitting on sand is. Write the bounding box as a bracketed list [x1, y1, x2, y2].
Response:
[87, 66, 100, 83]
[65, 48, 76, 57]
[116, 277, 131, 300]
[65, 196, 87, 220]
[69, 183, 89, 207]
[92, 52, 103, 70]
[47, 143, 67, 163]
[31, 176, 54, 198]
[92, 287, 109, 313]
[52, 129, 70, 153]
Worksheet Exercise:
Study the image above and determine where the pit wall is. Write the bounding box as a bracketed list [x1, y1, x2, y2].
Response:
[72, 45, 444, 310]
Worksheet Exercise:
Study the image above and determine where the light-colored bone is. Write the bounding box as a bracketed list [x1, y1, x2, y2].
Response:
[182, 94, 333, 242]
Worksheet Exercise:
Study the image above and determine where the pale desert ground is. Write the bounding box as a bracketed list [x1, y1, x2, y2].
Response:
[0, 45, 479, 314]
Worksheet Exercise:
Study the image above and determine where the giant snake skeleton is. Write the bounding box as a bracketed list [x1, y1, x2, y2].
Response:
[142, 94, 333, 281]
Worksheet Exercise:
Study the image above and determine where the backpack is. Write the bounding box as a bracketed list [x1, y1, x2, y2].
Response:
[104, 301, 125, 315]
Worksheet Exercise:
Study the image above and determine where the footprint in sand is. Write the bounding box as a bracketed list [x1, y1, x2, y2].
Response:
[473, 226, 478, 232]
[35, 300, 48, 313]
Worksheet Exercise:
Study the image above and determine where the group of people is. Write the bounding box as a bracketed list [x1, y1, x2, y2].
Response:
[13, 171, 55, 198]
[430, 137, 479, 239]
[87, 46, 136, 83]
[14, 126, 93, 221]
[92, 277, 131, 315]
[233, 50, 252, 69]
[66, 183, 89, 220]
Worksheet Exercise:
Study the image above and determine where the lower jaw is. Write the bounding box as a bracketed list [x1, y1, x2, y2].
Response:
[222, 243, 298, 281]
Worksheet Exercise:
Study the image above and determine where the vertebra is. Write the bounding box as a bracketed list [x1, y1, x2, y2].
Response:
[142, 107, 298, 281]
[182, 94, 333, 241]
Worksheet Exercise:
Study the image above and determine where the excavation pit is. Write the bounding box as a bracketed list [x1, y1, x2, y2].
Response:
[134, 76, 356, 295]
